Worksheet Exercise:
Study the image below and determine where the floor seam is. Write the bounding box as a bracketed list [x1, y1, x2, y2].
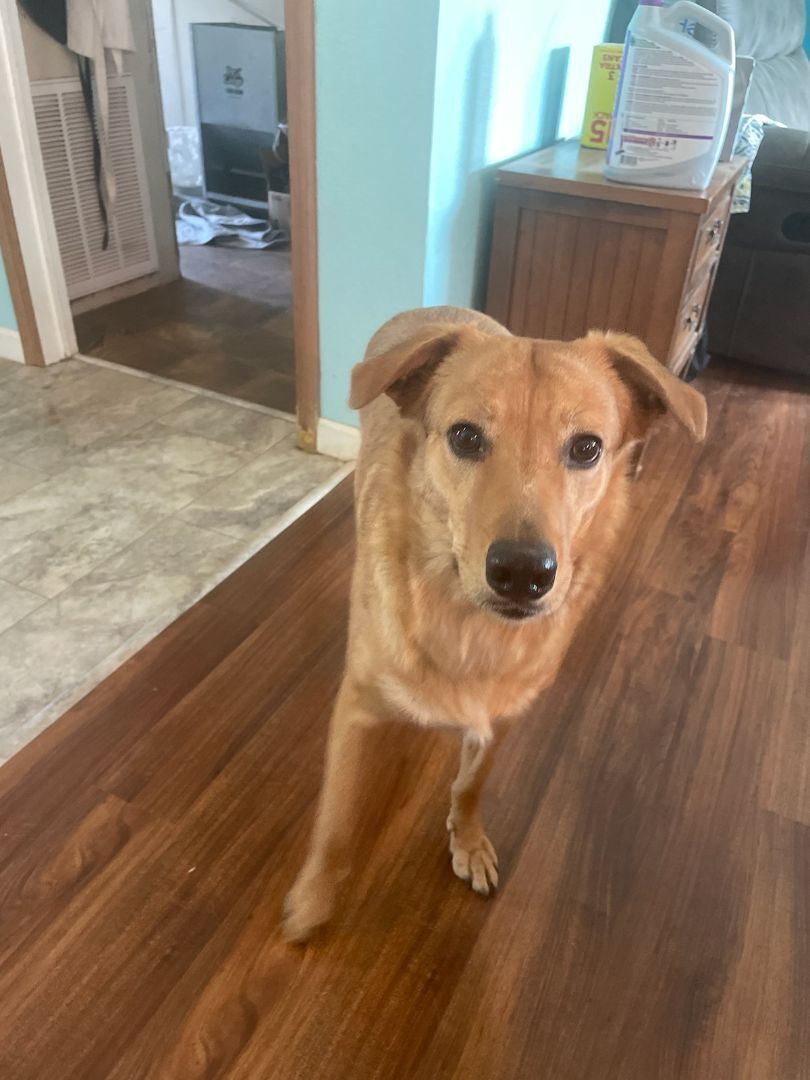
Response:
[77, 354, 297, 422]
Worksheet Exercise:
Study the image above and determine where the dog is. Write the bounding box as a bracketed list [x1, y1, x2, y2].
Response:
[283, 305, 706, 942]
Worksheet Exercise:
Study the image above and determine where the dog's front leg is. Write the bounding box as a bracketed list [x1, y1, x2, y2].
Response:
[283, 678, 377, 942]
[447, 725, 508, 896]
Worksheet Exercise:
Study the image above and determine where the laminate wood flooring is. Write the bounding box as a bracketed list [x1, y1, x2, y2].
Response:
[0, 360, 807, 1079]
[74, 247, 294, 413]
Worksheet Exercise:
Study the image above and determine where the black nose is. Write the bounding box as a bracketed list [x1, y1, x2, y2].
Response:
[485, 540, 557, 603]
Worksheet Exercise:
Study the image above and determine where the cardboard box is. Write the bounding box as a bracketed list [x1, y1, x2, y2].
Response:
[720, 55, 754, 162]
[580, 44, 624, 150]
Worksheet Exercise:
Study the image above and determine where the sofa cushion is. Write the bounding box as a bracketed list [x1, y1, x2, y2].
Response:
[715, 0, 806, 61]
[746, 50, 810, 131]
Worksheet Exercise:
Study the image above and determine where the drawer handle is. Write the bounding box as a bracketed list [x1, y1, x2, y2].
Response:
[707, 218, 723, 243]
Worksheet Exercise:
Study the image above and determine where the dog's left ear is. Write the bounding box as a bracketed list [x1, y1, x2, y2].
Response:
[588, 330, 708, 442]
[350, 324, 481, 416]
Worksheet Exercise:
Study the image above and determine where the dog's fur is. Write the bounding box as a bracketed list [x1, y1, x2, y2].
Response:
[284, 306, 706, 941]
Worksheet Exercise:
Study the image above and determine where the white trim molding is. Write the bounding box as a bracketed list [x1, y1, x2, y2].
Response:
[0, 326, 23, 362]
[0, 0, 77, 364]
[317, 418, 360, 461]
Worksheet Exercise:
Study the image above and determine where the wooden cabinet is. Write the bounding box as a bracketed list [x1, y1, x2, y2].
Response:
[486, 142, 747, 375]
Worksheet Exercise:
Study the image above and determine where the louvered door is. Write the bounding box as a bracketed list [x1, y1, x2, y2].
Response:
[31, 76, 158, 300]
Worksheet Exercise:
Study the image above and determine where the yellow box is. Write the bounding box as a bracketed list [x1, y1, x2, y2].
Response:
[580, 44, 624, 150]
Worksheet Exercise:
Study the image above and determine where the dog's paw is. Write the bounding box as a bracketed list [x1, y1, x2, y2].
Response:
[282, 872, 337, 944]
[447, 818, 499, 896]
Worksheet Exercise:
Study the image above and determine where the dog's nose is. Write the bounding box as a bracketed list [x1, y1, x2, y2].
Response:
[485, 540, 557, 603]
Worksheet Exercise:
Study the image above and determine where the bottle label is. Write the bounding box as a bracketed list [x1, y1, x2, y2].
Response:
[611, 33, 720, 170]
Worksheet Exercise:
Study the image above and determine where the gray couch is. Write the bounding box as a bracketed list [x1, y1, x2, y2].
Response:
[717, 0, 810, 127]
[705, 0, 810, 375]
[608, 0, 810, 376]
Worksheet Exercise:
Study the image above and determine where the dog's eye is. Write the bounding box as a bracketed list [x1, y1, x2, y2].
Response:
[448, 422, 487, 459]
[567, 433, 603, 468]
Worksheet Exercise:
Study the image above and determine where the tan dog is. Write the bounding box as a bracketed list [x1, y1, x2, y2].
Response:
[284, 305, 706, 942]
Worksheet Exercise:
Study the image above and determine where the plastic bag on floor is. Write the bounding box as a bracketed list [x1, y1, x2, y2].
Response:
[175, 196, 288, 248]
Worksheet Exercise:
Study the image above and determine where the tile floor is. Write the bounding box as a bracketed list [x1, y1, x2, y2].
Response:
[0, 355, 350, 764]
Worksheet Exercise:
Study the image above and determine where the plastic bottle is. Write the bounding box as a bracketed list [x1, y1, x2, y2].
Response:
[605, 0, 735, 190]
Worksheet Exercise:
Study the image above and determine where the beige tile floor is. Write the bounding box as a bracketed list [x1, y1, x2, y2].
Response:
[0, 355, 351, 764]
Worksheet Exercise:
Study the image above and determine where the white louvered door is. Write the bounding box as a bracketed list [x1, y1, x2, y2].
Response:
[31, 76, 158, 300]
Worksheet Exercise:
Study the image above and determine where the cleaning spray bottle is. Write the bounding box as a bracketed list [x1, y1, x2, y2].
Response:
[605, 0, 735, 190]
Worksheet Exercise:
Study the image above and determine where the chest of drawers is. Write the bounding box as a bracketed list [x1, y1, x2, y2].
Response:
[486, 141, 747, 374]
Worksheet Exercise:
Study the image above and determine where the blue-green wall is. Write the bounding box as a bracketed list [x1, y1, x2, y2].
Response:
[315, 0, 441, 427]
[0, 252, 18, 330]
[424, 0, 612, 308]
[316, 0, 613, 426]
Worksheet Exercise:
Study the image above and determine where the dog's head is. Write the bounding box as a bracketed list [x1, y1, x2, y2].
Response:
[350, 323, 706, 622]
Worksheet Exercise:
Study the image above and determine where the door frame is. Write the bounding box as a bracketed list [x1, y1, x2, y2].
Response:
[0, 0, 320, 448]
[0, 0, 77, 365]
[285, 0, 320, 449]
[0, 145, 45, 366]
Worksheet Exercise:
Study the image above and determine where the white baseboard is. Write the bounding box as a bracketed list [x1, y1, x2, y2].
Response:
[317, 417, 360, 461]
[0, 326, 23, 363]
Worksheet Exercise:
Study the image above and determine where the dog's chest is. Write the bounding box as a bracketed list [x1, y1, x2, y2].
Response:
[380, 613, 563, 731]
[379, 658, 549, 734]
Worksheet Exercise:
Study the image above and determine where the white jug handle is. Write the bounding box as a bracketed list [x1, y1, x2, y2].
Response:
[667, 1, 736, 64]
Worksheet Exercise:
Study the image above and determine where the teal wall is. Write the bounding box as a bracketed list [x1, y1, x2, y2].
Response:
[315, 0, 441, 427]
[424, 0, 612, 308]
[0, 252, 18, 330]
[315, 0, 612, 426]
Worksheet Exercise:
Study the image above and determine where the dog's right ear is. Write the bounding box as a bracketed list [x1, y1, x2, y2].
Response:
[349, 324, 477, 415]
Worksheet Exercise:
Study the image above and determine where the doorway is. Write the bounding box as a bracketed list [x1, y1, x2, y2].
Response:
[77, 6, 295, 414]
[6, 0, 319, 443]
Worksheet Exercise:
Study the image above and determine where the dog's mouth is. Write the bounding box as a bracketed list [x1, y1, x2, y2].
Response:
[484, 600, 543, 622]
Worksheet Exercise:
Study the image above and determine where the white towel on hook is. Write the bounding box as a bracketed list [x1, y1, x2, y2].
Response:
[67, 0, 135, 216]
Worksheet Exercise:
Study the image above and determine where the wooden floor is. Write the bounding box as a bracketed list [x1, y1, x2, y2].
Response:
[0, 361, 808, 1079]
[75, 246, 295, 413]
